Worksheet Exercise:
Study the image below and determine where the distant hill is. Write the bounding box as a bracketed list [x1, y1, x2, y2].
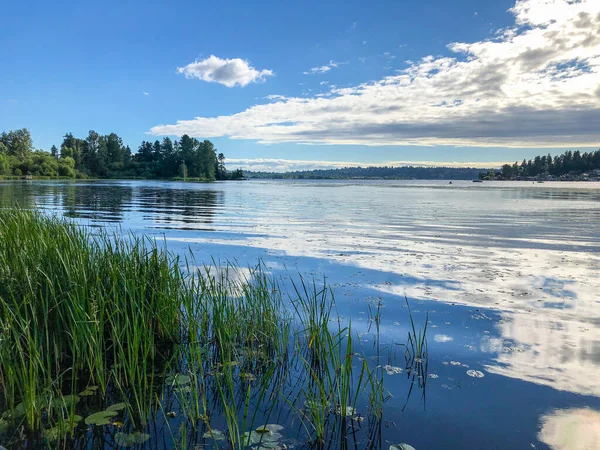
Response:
[245, 166, 489, 180]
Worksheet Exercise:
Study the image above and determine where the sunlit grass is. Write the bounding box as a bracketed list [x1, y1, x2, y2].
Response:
[0, 207, 423, 449]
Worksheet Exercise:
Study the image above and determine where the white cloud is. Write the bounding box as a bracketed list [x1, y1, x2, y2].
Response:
[177, 55, 273, 88]
[303, 60, 347, 75]
[152, 0, 600, 147]
[142, 92, 149, 96]
[434, 334, 454, 343]
[225, 158, 506, 172]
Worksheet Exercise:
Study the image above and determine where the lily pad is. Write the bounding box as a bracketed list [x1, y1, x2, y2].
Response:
[335, 406, 356, 417]
[173, 385, 192, 394]
[106, 402, 127, 412]
[390, 444, 416, 450]
[243, 431, 262, 444]
[203, 429, 226, 441]
[383, 365, 403, 375]
[114, 431, 150, 446]
[256, 424, 284, 433]
[85, 410, 118, 426]
[79, 386, 99, 397]
[466, 370, 485, 378]
[46, 423, 74, 442]
[165, 374, 191, 386]
[51, 395, 80, 409]
[304, 399, 330, 410]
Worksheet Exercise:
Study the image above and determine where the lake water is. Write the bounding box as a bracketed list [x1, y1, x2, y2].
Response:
[2, 179, 600, 449]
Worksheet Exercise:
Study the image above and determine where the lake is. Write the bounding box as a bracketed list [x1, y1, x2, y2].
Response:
[2, 179, 600, 449]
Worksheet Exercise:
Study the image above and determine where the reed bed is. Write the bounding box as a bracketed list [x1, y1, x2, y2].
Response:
[0, 208, 426, 449]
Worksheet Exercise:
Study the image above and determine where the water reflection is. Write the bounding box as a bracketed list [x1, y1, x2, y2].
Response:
[61, 183, 134, 222]
[538, 408, 600, 450]
[2, 179, 600, 448]
[135, 186, 223, 227]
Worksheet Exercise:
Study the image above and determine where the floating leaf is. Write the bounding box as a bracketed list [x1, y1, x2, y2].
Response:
[106, 402, 127, 412]
[336, 406, 356, 417]
[203, 429, 226, 441]
[79, 386, 99, 397]
[390, 444, 416, 450]
[256, 424, 284, 433]
[383, 365, 403, 375]
[85, 410, 118, 426]
[51, 395, 80, 409]
[46, 423, 74, 442]
[115, 431, 150, 446]
[304, 400, 329, 410]
[466, 370, 485, 378]
[165, 374, 191, 386]
[243, 431, 261, 444]
[173, 385, 192, 394]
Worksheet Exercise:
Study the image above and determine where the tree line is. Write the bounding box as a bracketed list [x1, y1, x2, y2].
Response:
[246, 166, 488, 180]
[482, 149, 600, 180]
[0, 128, 243, 180]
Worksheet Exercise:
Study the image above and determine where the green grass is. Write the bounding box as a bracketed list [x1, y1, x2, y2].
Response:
[0, 207, 422, 449]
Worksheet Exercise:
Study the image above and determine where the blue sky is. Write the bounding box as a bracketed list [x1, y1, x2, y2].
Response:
[1, 0, 599, 171]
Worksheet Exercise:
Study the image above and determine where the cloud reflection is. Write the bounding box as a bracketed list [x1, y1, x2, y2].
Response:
[538, 408, 600, 450]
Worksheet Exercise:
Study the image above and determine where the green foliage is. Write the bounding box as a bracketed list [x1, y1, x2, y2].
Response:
[0, 128, 242, 181]
[0, 209, 399, 448]
[493, 148, 600, 180]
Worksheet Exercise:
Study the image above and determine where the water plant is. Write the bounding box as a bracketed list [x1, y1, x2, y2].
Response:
[0, 208, 426, 449]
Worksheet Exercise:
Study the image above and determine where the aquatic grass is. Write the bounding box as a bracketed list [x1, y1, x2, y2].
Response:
[0, 207, 409, 449]
[402, 297, 429, 410]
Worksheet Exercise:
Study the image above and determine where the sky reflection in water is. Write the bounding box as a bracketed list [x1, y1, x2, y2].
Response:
[2, 179, 600, 449]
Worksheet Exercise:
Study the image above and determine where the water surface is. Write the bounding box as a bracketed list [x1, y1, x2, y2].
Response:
[2, 179, 600, 449]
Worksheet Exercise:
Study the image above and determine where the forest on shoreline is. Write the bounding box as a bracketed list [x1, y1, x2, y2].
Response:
[480, 149, 600, 181]
[0, 128, 243, 181]
[246, 166, 487, 180]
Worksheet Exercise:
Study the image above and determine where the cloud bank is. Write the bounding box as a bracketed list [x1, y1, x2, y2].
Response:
[225, 158, 506, 172]
[154, 0, 600, 147]
[177, 55, 273, 88]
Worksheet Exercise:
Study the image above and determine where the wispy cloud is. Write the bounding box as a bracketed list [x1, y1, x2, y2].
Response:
[303, 60, 348, 75]
[142, 92, 149, 96]
[177, 55, 273, 88]
[225, 158, 506, 172]
[152, 0, 600, 148]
